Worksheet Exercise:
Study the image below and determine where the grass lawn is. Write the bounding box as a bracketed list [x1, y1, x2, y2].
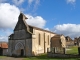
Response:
[24, 46, 80, 60]
[66, 46, 78, 55]
[0, 56, 6, 58]
[0, 55, 80, 60]
[24, 53, 80, 60]
[23, 54, 80, 60]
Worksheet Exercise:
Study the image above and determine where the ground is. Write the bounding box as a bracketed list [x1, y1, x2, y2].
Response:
[0, 56, 80, 60]
[0, 56, 23, 60]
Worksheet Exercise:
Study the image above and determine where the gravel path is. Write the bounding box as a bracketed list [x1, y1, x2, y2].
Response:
[0, 57, 23, 60]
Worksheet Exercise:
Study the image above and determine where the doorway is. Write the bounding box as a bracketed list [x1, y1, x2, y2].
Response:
[0, 47, 3, 55]
[21, 49, 24, 56]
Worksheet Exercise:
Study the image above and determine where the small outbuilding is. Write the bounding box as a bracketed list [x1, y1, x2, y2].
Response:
[65, 36, 74, 46]
[50, 34, 66, 54]
[0, 42, 8, 56]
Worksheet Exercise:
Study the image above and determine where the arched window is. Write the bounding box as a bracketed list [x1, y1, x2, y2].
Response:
[39, 33, 41, 45]
[48, 35, 49, 45]
[15, 42, 24, 50]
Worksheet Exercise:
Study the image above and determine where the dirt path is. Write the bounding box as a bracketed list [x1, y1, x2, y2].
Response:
[0, 57, 23, 60]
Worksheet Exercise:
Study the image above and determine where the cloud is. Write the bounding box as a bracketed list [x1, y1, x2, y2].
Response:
[0, 29, 13, 42]
[26, 15, 46, 28]
[0, 35, 8, 42]
[66, 0, 76, 4]
[0, 3, 46, 41]
[0, 3, 46, 29]
[28, 0, 40, 6]
[45, 28, 50, 31]
[0, 3, 20, 29]
[34, 0, 40, 11]
[28, 0, 34, 5]
[53, 24, 80, 38]
[27, 0, 40, 11]
[12, 0, 25, 6]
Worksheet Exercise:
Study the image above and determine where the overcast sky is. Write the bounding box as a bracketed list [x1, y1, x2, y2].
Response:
[0, 0, 80, 42]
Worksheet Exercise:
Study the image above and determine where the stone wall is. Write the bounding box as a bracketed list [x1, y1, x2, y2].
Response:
[8, 39, 32, 56]
[32, 29, 55, 55]
[14, 29, 31, 39]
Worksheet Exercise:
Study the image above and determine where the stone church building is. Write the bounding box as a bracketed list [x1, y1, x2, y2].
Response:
[8, 13, 56, 56]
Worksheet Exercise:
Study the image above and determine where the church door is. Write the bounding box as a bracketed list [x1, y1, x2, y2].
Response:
[0, 47, 3, 55]
[21, 49, 24, 56]
[15, 42, 24, 56]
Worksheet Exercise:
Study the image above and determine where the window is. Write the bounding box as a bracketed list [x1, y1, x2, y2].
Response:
[39, 33, 41, 45]
[48, 35, 49, 45]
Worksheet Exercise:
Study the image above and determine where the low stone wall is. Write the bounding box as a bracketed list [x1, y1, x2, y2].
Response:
[47, 52, 80, 58]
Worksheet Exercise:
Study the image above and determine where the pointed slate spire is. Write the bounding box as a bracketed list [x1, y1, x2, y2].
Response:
[18, 12, 28, 20]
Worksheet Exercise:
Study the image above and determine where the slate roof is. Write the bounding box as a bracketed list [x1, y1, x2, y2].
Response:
[65, 36, 73, 42]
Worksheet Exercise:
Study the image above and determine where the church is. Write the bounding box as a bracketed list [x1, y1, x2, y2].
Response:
[8, 13, 56, 56]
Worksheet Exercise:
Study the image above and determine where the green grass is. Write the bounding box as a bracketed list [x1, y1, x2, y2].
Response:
[23, 55, 80, 60]
[23, 53, 80, 60]
[24, 46, 80, 60]
[0, 56, 6, 58]
[0, 54, 80, 60]
[66, 46, 78, 54]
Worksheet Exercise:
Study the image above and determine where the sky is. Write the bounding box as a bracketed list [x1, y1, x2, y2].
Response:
[0, 0, 80, 42]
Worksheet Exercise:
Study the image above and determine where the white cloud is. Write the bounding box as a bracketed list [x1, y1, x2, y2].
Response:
[0, 3, 46, 41]
[28, 0, 40, 5]
[28, 0, 34, 5]
[66, 0, 76, 4]
[27, 0, 40, 11]
[13, 0, 24, 6]
[26, 15, 46, 28]
[45, 28, 50, 31]
[53, 24, 80, 38]
[34, 0, 40, 11]
[0, 29, 13, 42]
[0, 3, 20, 29]
[0, 35, 8, 42]
[0, 3, 46, 29]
